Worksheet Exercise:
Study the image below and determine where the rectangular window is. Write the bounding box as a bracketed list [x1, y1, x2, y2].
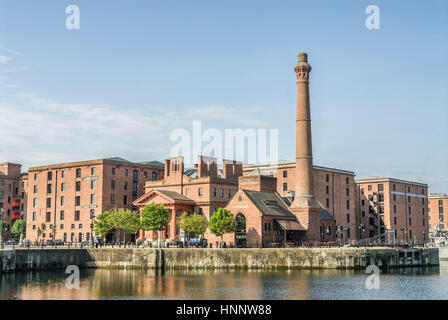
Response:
[76, 168, 81, 178]
[326, 198, 330, 208]
[46, 212, 51, 222]
[61, 182, 66, 192]
[326, 186, 329, 194]
[33, 212, 36, 221]
[198, 188, 203, 196]
[133, 170, 138, 180]
[220, 188, 224, 197]
[91, 167, 96, 175]
[346, 200, 350, 210]
[346, 177, 349, 184]
[346, 214, 350, 223]
[124, 182, 128, 191]
[283, 170, 287, 178]
[33, 198, 37, 207]
[33, 185, 38, 193]
[111, 180, 115, 190]
[112, 167, 116, 176]
[61, 170, 66, 178]
[60, 196, 65, 206]
[326, 174, 329, 182]
[46, 197, 52, 208]
[47, 183, 52, 194]
[75, 196, 80, 206]
[227, 189, 231, 198]
[34, 173, 38, 181]
[125, 169, 129, 177]
[91, 180, 96, 190]
[378, 184, 384, 192]
[394, 217, 397, 225]
[283, 183, 288, 192]
[60, 210, 65, 220]
[212, 188, 217, 197]
[123, 195, 128, 205]
[368, 185, 372, 191]
[76, 181, 81, 192]
[47, 171, 53, 180]
[346, 188, 349, 196]
[90, 194, 95, 205]
[111, 194, 115, 205]
[75, 210, 80, 221]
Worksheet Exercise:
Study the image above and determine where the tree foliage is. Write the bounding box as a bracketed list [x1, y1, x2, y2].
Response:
[140, 203, 170, 232]
[208, 208, 235, 240]
[11, 219, 26, 238]
[178, 212, 208, 238]
[93, 210, 114, 238]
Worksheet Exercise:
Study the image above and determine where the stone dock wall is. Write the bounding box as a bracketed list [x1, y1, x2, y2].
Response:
[0, 247, 440, 273]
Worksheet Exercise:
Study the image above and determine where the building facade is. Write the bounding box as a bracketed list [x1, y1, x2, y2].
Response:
[355, 177, 429, 244]
[25, 157, 164, 243]
[243, 162, 357, 242]
[134, 155, 242, 244]
[0, 163, 27, 239]
[428, 193, 448, 233]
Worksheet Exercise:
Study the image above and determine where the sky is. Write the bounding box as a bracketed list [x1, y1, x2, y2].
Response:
[0, 0, 446, 192]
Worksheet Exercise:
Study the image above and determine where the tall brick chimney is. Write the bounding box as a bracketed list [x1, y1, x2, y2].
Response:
[290, 53, 321, 240]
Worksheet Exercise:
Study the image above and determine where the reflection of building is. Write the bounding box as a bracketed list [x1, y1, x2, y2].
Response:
[25, 157, 164, 242]
[428, 193, 448, 232]
[0, 163, 27, 238]
[355, 177, 429, 243]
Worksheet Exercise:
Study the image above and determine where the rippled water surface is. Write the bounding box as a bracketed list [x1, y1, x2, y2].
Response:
[1, 266, 448, 300]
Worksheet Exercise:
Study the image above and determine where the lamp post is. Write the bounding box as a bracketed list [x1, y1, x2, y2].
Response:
[90, 210, 94, 246]
[0, 207, 4, 249]
[19, 210, 24, 246]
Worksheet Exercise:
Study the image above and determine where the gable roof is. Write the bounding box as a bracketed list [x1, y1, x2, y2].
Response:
[242, 190, 296, 218]
[133, 189, 194, 206]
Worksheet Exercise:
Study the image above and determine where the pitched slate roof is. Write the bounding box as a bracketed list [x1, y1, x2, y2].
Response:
[156, 190, 194, 202]
[242, 190, 296, 218]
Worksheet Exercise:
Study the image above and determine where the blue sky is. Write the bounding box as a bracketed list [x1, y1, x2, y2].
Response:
[0, 0, 447, 192]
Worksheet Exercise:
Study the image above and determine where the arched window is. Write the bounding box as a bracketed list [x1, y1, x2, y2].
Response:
[152, 171, 157, 181]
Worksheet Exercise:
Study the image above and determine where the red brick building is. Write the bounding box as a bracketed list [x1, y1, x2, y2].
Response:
[243, 162, 356, 243]
[25, 157, 164, 243]
[134, 155, 241, 243]
[428, 193, 448, 233]
[355, 177, 429, 244]
[0, 163, 27, 239]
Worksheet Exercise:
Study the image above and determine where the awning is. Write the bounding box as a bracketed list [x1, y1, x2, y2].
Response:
[276, 219, 307, 231]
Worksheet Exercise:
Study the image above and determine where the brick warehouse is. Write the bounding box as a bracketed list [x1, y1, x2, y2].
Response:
[25, 157, 164, 243]
[0, 163, 28, 239]
[428, 193, 448, 233]
[1, 52, 439, 246]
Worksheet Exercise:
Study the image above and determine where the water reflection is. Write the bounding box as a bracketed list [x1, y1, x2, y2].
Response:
[0, 267, 446, 300]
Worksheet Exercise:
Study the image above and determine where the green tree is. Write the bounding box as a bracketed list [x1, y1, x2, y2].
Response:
[178, 212, 208, 240]
[93, 210, 114, 241]
[109, 208, 141, 242]
[209, 208, 235, 247]
[0, 220, 7, 247]
[11, 219, 26, 244]
[140, 203, 170, 244]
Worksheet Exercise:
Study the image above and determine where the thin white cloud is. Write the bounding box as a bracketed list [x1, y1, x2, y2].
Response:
[0, 91, 270, 169]
[0, 47, 23, 56]
[0, 55, 12, 63]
